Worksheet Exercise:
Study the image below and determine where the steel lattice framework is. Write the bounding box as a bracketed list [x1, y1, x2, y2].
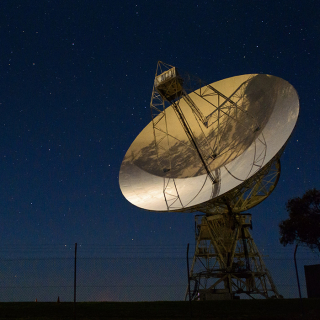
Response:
[186, 213, 281, 300]
[150, 62, 283, 299]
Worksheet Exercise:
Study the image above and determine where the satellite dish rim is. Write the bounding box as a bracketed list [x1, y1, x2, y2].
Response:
[119, 69, 299, 213]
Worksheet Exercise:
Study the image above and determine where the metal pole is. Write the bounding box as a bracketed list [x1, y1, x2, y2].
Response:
[294, 244, 302, 299]
[186, 243, 193, 318]
[74, 243, 77, 320]
[294, 244, 304, 315]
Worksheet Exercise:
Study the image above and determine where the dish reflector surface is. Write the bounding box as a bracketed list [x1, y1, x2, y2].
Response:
[119, 74, 299, 211]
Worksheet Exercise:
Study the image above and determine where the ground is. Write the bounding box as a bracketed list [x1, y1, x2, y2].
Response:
[0, 299, 319, 319]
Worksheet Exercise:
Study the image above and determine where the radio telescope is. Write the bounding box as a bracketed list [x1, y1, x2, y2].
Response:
[119, 61, 299, 300]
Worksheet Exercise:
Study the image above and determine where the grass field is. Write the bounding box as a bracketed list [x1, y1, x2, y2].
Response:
[0, 299, 319, 320]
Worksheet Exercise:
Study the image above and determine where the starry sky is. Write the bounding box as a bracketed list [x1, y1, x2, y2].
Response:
[0, 0, 319, 301]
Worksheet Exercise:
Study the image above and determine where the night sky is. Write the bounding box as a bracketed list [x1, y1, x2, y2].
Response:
[0, 0, 319, 301]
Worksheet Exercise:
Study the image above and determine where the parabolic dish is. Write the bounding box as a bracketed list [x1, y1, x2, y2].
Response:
[119, 73, 299, 212]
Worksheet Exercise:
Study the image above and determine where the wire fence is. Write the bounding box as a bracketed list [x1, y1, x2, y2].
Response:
[0, 244, 319, 302]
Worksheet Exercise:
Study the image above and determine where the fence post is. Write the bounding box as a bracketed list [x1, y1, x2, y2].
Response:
[186, 243, 193, 318]
[74, 243, 77, 320]
[294, 244, 304, 315]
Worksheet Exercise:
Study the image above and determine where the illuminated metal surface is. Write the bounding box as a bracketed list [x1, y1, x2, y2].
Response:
[119, 72, 299, 212]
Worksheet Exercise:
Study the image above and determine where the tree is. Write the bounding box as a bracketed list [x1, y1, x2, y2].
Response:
[279, 188, 320, 251]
